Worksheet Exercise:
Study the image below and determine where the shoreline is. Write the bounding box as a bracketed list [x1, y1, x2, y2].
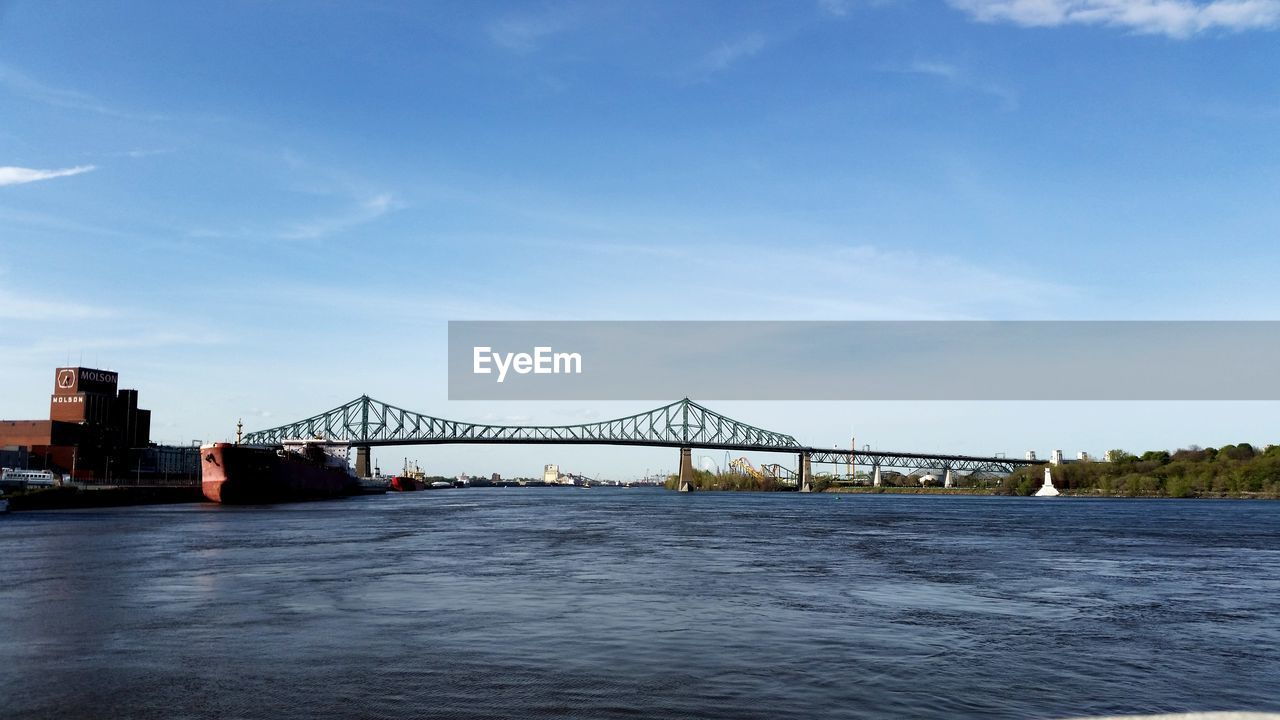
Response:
[822, 486, 1279, 500]
[6, 486, 204, 511]
[7, 484, 1277, 511]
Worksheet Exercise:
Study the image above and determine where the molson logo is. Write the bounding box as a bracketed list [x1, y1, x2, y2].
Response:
[79, 369, 117, 384]
[57, 369, 75, 389]
[52, 396, 84, 404]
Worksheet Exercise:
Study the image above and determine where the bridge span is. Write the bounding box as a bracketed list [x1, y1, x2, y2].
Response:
[241, 396, 1045, 492]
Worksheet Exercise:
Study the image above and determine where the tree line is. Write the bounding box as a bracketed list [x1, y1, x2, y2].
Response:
[1002, 443, 1280, 498]
[662, 442, 1280, 498]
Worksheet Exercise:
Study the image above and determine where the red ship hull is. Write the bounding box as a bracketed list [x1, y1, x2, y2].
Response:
[390, 476, 425, 491]
[200, 443, 360, 504]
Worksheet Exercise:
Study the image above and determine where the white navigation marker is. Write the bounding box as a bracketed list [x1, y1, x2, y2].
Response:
[1035, 467, 1060, 497]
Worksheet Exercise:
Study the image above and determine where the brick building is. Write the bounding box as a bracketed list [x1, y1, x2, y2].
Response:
[0, 367, 151, 481]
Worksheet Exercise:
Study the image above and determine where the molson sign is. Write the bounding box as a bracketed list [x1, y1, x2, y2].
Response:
[53, 367, 119, 396]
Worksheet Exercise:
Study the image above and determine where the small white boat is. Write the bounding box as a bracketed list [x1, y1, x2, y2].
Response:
[0, 468, 58, 489]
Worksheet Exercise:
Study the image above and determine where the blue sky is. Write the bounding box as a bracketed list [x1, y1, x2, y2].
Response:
[2, 0, 1278, 478]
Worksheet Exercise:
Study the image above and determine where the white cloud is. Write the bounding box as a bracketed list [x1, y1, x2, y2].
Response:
[487, 8, 578, 51]
[704, 242, 1076, 320]
[907, 60, 961, 79]
[0, 204, 129, 237]
[509, 236, 1074, 320]
[278, 193, 398, 240]
[0, 64, 163, 120]
[819, 0, 855, 15]
[695, 34, 769, 77]
[948, 0, 1280, 37]
[898, 60, 1019, 109]
[0, 287, 113, 321]
[169, 150, 401, 242]
[0, 165, 96, 187]
[114, 148, 174, 159]
[0, 331, 229, 388]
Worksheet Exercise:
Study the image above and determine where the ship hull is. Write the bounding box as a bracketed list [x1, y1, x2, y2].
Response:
[390, 476, 425, 491]
[201, 443, 360, 504]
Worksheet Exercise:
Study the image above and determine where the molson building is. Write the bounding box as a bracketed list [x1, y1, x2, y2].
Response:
[0, 366, 151, 480]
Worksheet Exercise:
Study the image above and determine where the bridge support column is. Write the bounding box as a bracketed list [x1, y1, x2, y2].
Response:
[799, 452, 813, 493]
[678, 447, 694, 492]
[355, 445, 371, 478]
[872, 465, 881, 487]
[943, 467, 954, 489]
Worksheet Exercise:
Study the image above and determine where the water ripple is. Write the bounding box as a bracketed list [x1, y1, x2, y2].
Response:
[1, 492, 1278, 719]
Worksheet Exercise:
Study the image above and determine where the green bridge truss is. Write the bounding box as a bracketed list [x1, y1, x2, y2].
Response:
[240, 396, 1044, 474]
[241, 396, 802, 452]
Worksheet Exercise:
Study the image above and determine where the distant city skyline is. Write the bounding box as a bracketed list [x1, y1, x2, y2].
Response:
[3, 1, 1278, 476]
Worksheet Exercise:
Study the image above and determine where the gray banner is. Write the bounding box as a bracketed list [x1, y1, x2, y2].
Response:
[447, 321, 1280, 400]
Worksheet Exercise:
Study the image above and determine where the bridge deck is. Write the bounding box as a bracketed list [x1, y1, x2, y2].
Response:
[241, 396, 1043, 474]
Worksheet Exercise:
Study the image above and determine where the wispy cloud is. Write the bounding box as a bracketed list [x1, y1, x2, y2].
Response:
[704, 242, 1077, 320]
[106, 148, 175, 159]
[0, 287, 113, 321]
[907, 60, 961, 80]
[278, 193, 399, 240]
[818, 0, 855, 15]
[503, 233, 1075, 320]
[519, 237, 692, 259]
[948, 0, 1280, 37]
[0, 64, 163, 120]
[487, 6, 579, 51]
[693, 33, 769, 78]
[0, 204, 133, 238]
[897, 60, 1019, 110]
[247, 279, 537, 320]
[0, 165, 96, 187]
[1, 331, 228, 363]
[169, 150, 402, 242]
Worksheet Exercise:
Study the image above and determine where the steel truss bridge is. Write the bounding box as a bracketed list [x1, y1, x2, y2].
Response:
[242, 396, 1042, 489]
[805, 448, 1031, 476]
[243, 396, 800, 451]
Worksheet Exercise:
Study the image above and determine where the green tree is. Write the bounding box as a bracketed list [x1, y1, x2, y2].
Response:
[1108, 449, 1135, 463]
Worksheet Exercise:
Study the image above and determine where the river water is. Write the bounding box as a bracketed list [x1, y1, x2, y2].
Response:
[1, 490, 1278, 719]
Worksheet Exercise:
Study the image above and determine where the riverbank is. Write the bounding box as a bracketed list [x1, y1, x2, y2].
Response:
[822, 486, 1280, 499]
[1005, 444, 1280, 498]
[824, 486, 1000, 496]
[6, 486, 204, 511]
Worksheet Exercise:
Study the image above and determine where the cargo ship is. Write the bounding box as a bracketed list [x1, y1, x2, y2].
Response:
[200, 439, 362, 504]
[390, 475, 425, 491]
[389, 458, 427, 491]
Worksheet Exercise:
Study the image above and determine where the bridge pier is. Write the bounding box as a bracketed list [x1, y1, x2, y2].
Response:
[678, 447, 694, 492]
[354, 445, 371, 478]
[798, 452, 813, 493]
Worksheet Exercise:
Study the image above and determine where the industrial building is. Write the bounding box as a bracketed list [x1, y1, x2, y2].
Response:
[0, 366, 197, 482]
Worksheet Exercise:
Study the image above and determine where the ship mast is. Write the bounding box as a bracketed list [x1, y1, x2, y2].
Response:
[235, 419, 243, 445]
